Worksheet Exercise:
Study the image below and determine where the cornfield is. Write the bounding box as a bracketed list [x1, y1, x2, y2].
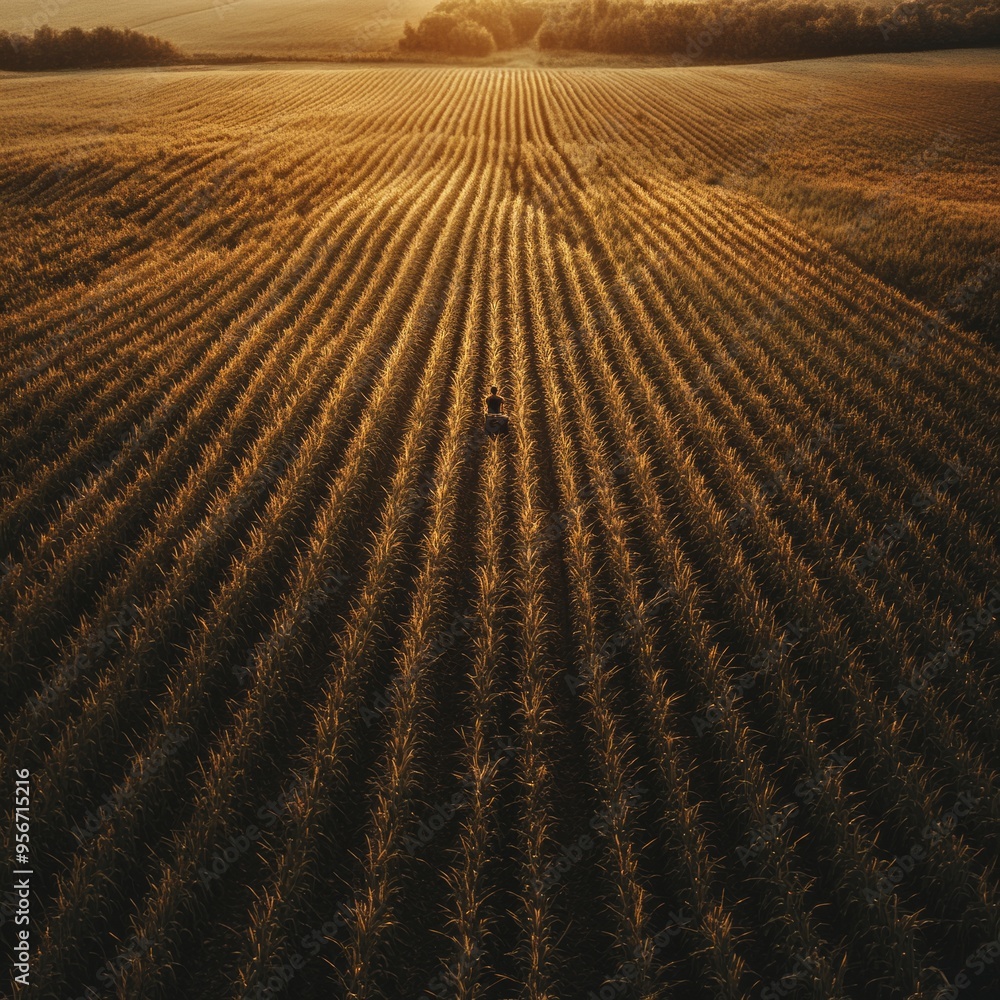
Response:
[2, 54, 999, 1000]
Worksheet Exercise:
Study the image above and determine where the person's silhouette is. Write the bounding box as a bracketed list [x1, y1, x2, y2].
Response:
[485, 386, 504, 414]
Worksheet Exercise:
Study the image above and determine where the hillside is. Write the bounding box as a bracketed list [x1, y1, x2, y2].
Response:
[1, 0, 439, 56]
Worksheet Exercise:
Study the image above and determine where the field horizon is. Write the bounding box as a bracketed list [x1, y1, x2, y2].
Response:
[1, 0, 440, 58]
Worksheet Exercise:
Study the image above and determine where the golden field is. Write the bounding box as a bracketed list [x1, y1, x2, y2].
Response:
[1, 50, 999, 999]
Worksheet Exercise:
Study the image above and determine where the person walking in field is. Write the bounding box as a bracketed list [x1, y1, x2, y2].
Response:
[484, 385, 509, 436]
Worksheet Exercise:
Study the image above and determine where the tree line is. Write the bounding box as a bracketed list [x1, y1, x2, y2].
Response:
[0, 26, 184, 70]
[399, 0, 1000, 59]
[400, 0, 546, 56]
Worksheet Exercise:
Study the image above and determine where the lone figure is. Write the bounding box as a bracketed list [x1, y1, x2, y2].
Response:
[484, 385, 509, 437]
[485, 385, 505, 414]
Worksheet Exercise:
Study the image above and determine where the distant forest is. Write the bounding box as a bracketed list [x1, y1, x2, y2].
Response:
[0, 26, 184, 70]
[399, 0, 1000, 58]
